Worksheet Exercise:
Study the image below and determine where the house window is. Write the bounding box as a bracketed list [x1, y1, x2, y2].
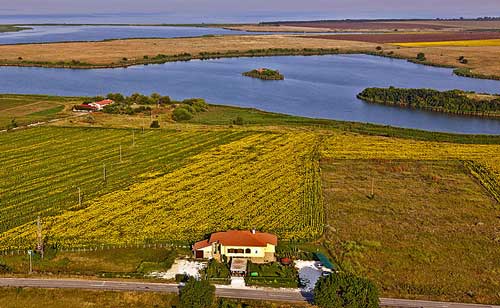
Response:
[245, 248, 251, 254]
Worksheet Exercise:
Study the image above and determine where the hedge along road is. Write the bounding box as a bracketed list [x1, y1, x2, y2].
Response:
[0, 278, 499, 308]
[1, 55, 500, 134]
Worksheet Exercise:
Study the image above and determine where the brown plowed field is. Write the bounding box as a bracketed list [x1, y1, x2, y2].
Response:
[278, 21, 454, 30]
[304, 32, 500, 43]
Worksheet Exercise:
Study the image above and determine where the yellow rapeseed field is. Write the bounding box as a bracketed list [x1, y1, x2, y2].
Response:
[321, 132, 500, 185]
[394, 39, 500, 47]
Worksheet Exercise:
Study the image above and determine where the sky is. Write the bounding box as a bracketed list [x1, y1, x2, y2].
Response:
[0, 0, 499, 21]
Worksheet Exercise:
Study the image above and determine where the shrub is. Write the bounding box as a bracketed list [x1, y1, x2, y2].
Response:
[172, 107, 193, 121]
[176, 274, 187, 283]
[6, 119, 18, 130]
[179, 277, 215, 308]
[376, 46, 382, 51]
[314, 272, 379, 308]
[0, 262, 12, 273]
[416, 52, 426, 61]
[233, 116, 244, 125]
[150, 120, 160, 128]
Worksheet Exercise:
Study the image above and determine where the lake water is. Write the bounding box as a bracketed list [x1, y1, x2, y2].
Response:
[1, 54, 499, 134]
[0, 25, 271, 45]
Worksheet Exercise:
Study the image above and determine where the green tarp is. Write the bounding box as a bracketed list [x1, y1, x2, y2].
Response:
[315, 252, 335, 270]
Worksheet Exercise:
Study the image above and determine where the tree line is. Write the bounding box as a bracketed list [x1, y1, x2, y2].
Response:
[358, 87, 500, 117]
[88, 93, 207, 120]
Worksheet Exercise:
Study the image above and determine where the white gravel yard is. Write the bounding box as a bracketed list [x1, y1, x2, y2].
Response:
[294, 260, 332, 292]
[149, 259, 206, 280]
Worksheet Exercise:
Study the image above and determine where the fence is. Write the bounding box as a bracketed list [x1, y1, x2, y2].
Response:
[0, 241, 191, 257]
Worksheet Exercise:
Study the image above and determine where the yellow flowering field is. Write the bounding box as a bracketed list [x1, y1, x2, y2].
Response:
[0, 131, 323, 248]
[394, 39, 500, 47]
[321, 132, 500, 179]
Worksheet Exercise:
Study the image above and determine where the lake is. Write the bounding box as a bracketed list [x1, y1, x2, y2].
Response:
[1, 54, 499, 134]
[0, 25, 270, 45]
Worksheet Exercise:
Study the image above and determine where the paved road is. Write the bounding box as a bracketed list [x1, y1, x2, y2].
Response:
[1, 278, 499, 308]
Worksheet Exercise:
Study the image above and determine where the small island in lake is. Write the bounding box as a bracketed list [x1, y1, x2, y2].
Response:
[357, 87, 500, 118]
[243, 68, 284, 80]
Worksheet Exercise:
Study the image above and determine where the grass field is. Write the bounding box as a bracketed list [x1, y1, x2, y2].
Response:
[0, 246, 182, 277]
[0, 94, 82, 129]
[0, 35, 376, 66]
[321, 160, 500, 304]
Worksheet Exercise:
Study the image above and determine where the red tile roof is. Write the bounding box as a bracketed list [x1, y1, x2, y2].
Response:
[94, 99, 114, 106]
[193, 239, 211, 250]
[193, 230, 277, 251]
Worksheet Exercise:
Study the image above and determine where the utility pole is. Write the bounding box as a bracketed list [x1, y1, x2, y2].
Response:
[132, 131, 135, 147]
[36, 216, 44, 259]
[119, 144, 122, 163]
[78, 187, 82, 208]
[28, 250, 33, 274]
[371, 177, 374, 197]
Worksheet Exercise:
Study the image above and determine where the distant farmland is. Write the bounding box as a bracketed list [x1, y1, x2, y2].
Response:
[306, 31, 500, 44]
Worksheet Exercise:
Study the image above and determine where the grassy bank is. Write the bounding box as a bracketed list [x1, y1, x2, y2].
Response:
[0, 47, 354, 69]
[0, 34, 377, 68]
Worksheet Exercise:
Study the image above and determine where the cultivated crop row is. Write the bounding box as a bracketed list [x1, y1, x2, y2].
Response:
[0, 131, 324, 249]
[0, 126, 249, 233]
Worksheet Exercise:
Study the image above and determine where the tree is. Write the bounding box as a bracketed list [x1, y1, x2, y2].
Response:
[314, 272, 379, 308]
[158, 95, 172, 105]
[416, 52, 426, 61]
[172, 107, 193, 121]
[106, 93, 125, 103]
[179, 277, 215, 308]
[233, 116, 244, 125]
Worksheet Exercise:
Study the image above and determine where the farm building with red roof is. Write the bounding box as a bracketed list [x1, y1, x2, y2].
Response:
[192, 230, 277, 264]
[89, 99, 114, 111]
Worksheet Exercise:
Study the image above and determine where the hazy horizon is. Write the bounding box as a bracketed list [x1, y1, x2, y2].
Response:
[1, 0, 499, 23]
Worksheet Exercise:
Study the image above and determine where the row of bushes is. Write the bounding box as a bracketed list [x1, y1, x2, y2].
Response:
[89, 93, 208, 121]
[358, 87, 500, 117]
